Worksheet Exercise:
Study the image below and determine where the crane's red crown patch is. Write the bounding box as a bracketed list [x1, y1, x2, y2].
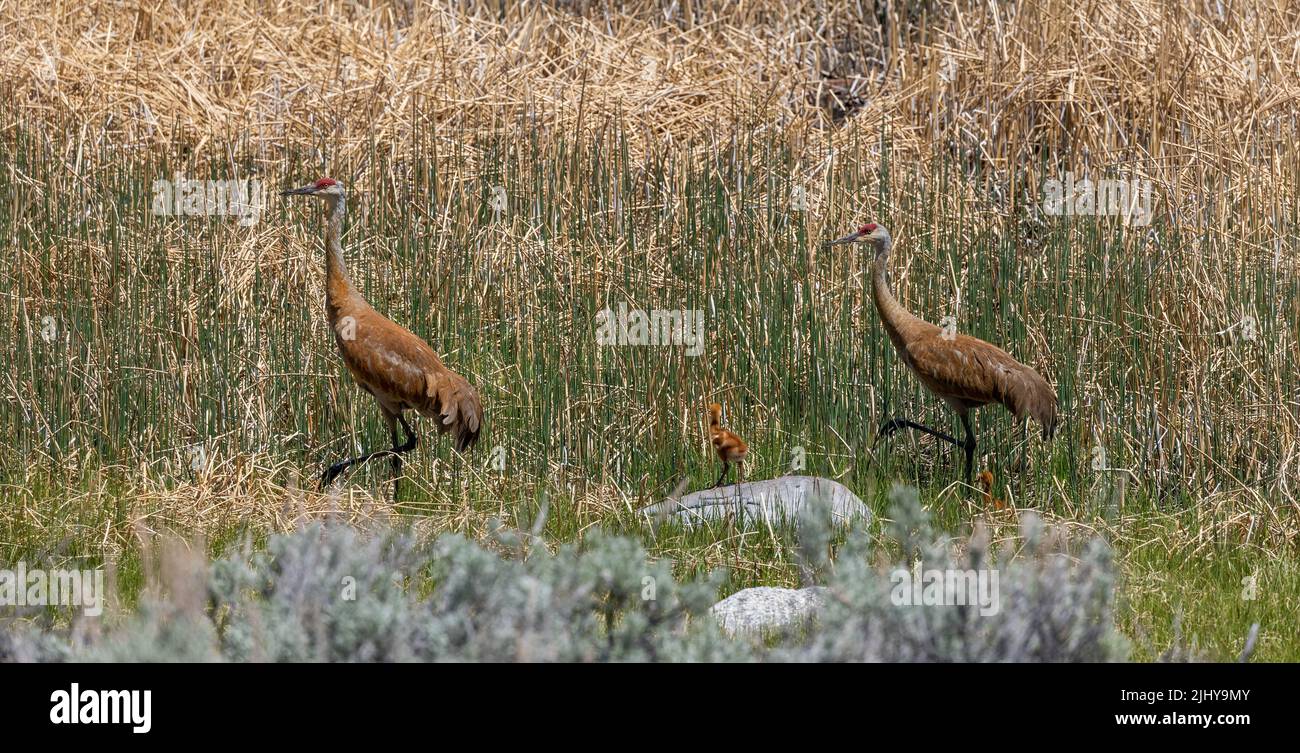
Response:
[860, 223, 877, 234]
[314, 178, 339, 189]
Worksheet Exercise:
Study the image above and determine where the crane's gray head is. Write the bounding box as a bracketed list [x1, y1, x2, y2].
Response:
[281, 177, 345, 201]
[827, 223, 892, 256]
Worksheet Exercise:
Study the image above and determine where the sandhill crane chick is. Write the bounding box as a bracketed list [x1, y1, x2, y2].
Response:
[707, 403, 748, 488]
[977, 470, 1006, 510]
[282, 177, 483, 500]
[828, 223, 1057, 482]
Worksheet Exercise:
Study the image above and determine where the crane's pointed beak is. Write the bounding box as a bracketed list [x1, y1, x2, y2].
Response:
[825, 231, 861, 246]
[280, 185, 317, 196]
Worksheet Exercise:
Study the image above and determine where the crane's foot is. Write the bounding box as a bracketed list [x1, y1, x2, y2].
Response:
[320, 461, 351, 490]
[874, 418, 902, 442]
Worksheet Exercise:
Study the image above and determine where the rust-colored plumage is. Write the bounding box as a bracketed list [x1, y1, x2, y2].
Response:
[707, 402, 748, 488]
[977, 469, 1007, 510]
[283, 178, 482, 497]
[829, 223, 1057, 481]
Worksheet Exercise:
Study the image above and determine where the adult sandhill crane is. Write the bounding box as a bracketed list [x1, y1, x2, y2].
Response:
[706, 402, 748, 487]
[282, 177, 482, 498]
[828, 223, 1056, 482]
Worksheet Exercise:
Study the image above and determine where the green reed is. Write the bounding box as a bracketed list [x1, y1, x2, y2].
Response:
[1, 109, 1296, 538]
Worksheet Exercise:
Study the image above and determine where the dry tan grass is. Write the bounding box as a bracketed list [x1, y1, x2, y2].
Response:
[4, 1, 1296, 184]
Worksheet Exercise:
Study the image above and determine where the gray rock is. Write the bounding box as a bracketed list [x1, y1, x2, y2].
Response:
[641, 475, 870, 529]
[710, 586, 830, 637]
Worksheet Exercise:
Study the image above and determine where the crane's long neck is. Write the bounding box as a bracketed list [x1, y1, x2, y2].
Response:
[324, 195, 355, 325]
[870, 241, 925, 355]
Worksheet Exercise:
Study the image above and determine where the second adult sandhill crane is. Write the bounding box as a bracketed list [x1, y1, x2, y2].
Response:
[828, 223, 1056, 482]
[706, 403, 748, 487]
[282, 177, 482, 498]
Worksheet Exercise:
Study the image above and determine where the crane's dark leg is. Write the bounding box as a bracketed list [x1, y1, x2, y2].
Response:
[713, 462, 730, 488]
[320, 410, 419, 493]
[874, 414, 976, 481]
[960, 413, 976, 484]
[391, 415, 419, 500]
[874, 417, 962, 448]
[735, 461, 746, 514]
[385, 413, 402, 492]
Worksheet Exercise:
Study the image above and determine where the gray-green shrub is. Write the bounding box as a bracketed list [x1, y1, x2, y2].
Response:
[1, 485, 1135, 662]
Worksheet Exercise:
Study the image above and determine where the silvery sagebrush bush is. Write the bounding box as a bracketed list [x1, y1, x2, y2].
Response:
[2, 518, 744, 662]
[0, 485, 1152, 662]
[781, 485, 1129, 662]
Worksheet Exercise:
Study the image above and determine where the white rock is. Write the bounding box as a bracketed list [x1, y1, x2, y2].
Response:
[641, 475, 870, 529]
[710, 586, 830, 637]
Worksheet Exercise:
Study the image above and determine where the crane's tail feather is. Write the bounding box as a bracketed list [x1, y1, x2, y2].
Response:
[1040, 401, 1058, 441]
[425, 373, 483, 453]
[1027, 370, 1058, 441]
[995, 363, 1058, 442]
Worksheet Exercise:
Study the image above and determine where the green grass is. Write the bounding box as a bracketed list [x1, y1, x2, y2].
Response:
[0, 109, 1296, 660]
[1117, 522, 1300, 661]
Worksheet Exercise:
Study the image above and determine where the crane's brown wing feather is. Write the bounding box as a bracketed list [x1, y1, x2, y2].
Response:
[710, 428, 748, 462]
[905, 332, 1057, 439]
[336, 308, 483, 451]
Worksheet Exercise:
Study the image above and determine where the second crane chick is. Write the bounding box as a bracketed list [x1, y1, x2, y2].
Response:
[978, 470, 1007, 511]
[707, 403, 749, 488]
